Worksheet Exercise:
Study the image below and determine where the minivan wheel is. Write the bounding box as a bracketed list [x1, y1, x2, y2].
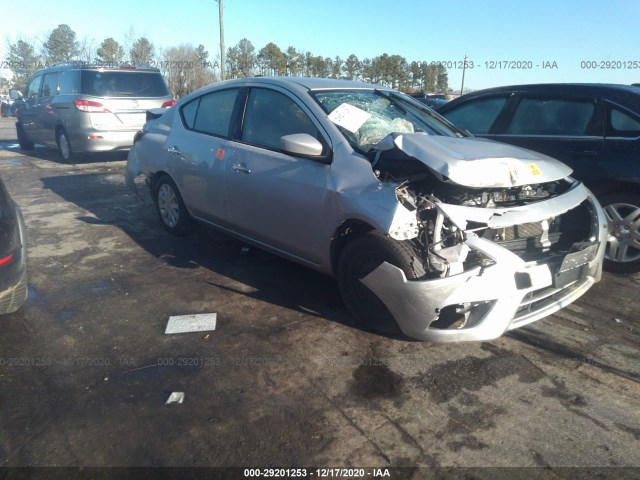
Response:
[16, 123, 34, 150]
[601, 192, 640, 273]
[337, 231, 426, 335]
[153, 175, 194, 236]
[56, 129, 74, 162]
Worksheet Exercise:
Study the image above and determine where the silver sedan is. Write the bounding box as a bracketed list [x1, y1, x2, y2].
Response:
[126, 77, 608, 342]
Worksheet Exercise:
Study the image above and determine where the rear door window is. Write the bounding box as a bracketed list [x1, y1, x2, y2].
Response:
[183, 88, 239, 137]
[507, 97, 597, 136]
[194, 89, 239, 136]
[180, 98, 200, 130]
[442, 96, 508, 134]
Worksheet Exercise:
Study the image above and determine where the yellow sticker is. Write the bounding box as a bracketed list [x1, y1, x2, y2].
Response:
[528, 163, 542, 175]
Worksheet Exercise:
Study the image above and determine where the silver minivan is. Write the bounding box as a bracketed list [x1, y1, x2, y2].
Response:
[13, 62, 174, 161]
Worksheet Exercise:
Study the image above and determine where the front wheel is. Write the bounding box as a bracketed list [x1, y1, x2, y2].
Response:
[337, 231, 426, 334]
[153, 175, 194, 236]
[601, 192, 640, 273]
[16, 122, 34, 150]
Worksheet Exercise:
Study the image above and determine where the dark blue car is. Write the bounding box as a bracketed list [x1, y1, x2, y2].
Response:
[437, 84, 640, 273]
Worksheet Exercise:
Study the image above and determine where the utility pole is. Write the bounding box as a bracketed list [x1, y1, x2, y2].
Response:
[460, 54, 467, 97]
[218, 0, 225, 81]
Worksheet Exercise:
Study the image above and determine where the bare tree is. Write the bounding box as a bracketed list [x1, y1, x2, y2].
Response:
[161, 44, 215, 98]
[77, 36, 96, 63]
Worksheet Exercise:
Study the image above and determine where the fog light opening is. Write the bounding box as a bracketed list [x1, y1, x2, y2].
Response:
[430, 301, 495, 330]
[430, 304, 467, 330]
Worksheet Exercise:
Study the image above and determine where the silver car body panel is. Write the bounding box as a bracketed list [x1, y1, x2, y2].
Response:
[391, 134, 573, 188]
[127, 76, 607, 342]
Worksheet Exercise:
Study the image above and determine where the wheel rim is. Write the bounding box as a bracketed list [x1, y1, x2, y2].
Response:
[604, 202, 640, 263]
[158, 184, 180, 228]
[59, 133, 71, 160]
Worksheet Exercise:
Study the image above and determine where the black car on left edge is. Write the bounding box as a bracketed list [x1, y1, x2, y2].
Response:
[437, 83, 640, 273]
[0, 176, 27, 314]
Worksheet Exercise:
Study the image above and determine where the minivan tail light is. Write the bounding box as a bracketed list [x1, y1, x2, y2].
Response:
[0, 254, 13, 266]
[161, 100, 177, 108]
[73, 100, 111, 113]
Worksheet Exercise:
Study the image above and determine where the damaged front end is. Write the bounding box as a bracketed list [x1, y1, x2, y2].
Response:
[363, 134, 607, 342]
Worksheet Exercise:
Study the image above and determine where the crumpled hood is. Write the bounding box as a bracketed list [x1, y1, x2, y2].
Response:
[388, 134, 573, 188]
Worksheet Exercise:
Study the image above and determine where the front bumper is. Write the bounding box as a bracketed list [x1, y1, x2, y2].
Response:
[362, 183, 607, 342]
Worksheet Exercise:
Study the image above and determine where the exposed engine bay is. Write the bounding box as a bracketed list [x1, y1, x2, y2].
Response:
[370, 134, 593, 279]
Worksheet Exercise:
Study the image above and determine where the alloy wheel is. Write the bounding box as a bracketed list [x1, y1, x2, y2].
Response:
[157, 183, 180, 228]
[604, 202, 640, 263]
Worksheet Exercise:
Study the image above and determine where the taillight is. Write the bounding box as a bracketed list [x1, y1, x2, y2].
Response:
[161, 99, 177, 108]
[0, 254, 13, 266]
[73, 100, 111, 113]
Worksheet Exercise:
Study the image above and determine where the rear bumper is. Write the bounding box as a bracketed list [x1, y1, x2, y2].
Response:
[70, 129, 138, 153]
[361, 184, 607, 342]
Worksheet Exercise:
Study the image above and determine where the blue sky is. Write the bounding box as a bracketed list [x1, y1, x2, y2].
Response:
[2, 0, 639, 90]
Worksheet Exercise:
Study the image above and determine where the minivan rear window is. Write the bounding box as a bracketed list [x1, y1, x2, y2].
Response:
[80, 71, 169, 97]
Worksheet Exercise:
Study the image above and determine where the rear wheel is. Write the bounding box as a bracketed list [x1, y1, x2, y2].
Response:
[153, 175, 194, 236]
[601, 192, 640, 273]
[337, 231, 425, 334]
[16, 122, 34, 150]
[56, 128, 74, 162]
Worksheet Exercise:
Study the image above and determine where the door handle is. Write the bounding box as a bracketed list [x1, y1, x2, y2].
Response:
[232, 163, 251, 174]
[167, 146, 182, 157]
[566, 149, 598, 157]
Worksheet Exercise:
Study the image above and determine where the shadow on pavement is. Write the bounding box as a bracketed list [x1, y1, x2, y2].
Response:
[40, 171, 362, 335]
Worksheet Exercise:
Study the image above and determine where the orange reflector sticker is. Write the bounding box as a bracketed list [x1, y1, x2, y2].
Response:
[528, 163, 542, 175]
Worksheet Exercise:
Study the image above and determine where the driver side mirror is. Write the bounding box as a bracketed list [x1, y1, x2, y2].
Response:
[280, 133, 331, 163]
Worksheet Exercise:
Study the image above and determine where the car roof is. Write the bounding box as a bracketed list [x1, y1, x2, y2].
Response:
[466, 83, 638, 95]
[442, 83, 640, 110]
[33, 62, 162, 74]
[181, 76, 392, 104]
[215, 76, 386, 91]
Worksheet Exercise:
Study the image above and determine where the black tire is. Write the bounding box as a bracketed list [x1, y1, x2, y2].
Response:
[600, 192, 640, 273]
[16, 122, 34, 151]
[56, 128, 74, 162]
[337, 231, 426, 334]
[153, 174, 194, 237]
